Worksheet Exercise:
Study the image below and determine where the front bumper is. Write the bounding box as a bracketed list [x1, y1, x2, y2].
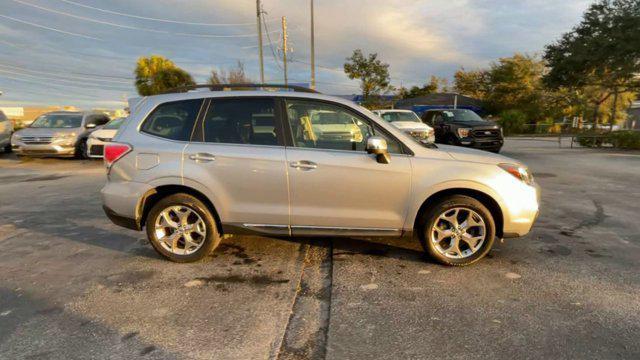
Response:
[459, 137, 504, 150]
[501, 182, 541, 238]
[12, 142, 76, 157]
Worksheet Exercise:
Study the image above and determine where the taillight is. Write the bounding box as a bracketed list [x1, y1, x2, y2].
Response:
[104, 143, 132, 168]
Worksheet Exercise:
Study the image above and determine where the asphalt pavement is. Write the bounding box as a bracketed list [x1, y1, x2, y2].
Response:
[0, 139, 639, 359]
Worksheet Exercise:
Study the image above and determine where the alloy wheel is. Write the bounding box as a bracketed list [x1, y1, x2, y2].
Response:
[430, 207, 486, 259]
[154, 205, 207, 255]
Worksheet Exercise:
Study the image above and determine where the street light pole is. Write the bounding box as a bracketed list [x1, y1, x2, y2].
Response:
[256, 0, 264, 83]
[310, 0, 316, 90]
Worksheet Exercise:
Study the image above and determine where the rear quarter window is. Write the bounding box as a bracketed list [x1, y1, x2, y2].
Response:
[140, 99, 203, 141]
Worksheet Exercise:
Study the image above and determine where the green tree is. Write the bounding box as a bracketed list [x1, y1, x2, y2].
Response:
[400, 76, 448, 99]
[135, 55, 195, 96]
[543, 0, 640, 123]
[454, 54, 567, 125]
[344, 49, 391, 101]
[453, 68, 489, 100]
[485, 53, 546, 118]
[208, 61, 251, 85]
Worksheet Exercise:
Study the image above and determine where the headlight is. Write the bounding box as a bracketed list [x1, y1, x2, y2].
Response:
[457, 128, 472, 138]
[54, 133, 76, 140]
[498, 163, 534, 185]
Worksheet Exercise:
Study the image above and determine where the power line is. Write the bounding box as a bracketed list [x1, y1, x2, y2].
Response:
[0, 63, 132, 84]
[54, 0, 276, 26]
[0, 74, 124, 98]
[0, 82, 112, 101]
[0, 38, 242, 66]
[0, 69, 131, 91]
[262, 10, 283, 71]
[0, 13, 101, 40]
[11, 0, 277, 39]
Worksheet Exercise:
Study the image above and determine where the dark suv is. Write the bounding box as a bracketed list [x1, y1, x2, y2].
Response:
[421, 109, 503, 153]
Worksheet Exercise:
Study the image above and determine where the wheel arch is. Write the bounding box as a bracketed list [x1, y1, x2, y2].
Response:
[139, 184, 223, 235]
[413, 188, 504, 239]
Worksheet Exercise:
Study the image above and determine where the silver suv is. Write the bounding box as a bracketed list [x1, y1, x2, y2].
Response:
[12, 111, 111, 158]
[102, 85, 540, 266]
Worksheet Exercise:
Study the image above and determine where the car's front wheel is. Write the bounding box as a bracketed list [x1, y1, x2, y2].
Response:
[419, 195, 495, 266]
[75, 139, 88, 159]
[146, 193, 221, 263]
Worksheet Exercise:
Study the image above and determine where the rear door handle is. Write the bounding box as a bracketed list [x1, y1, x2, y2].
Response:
[188, 152, 216, 163]
[290, 160, 317, 170]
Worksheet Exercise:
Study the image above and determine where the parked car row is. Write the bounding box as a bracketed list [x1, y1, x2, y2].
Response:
[372, 108, 504, 153]
[5, 110, 125, 158]
[3, 107, 502, 159]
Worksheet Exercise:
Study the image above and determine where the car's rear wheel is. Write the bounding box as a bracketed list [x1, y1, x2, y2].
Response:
[146, 193, 221, 263]
[419, 195, 495, 266]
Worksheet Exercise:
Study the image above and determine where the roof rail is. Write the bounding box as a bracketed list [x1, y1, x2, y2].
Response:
[163, 83, 319, 94]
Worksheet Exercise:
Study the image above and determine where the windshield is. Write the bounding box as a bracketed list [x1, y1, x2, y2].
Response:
[442, 109, 486, 122]
[379, 111, 421, 123]
[30, 114, 83, 128]
[104, 117, 125, 130]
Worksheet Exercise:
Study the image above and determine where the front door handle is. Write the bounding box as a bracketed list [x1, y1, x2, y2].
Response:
[188, 152, 216, 163]
[290, 160, 317, 170]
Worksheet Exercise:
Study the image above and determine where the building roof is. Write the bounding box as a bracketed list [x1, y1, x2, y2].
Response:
[394, 93, 482, 109]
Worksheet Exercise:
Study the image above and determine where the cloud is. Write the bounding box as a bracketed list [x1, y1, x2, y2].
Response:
[0, 0, 592, 108]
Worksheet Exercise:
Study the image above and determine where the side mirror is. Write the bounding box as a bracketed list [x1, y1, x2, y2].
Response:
[85, 123, 97, 129]
[366, 136, 390, 164]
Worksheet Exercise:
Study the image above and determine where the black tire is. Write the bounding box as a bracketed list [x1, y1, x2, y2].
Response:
[4, 143, 12, 153]
[75, 139, 88, 159]
[146, 193, 221, 263]
[418, 195, 495, 266]
[488, 147, 501, 153]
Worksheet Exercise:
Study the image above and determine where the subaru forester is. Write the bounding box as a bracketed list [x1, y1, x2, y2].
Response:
[101, 85, 539, 266]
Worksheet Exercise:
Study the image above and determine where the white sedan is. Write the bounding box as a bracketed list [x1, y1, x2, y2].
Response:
[87, 117, 125, 158]
[372, 109, 435, 143]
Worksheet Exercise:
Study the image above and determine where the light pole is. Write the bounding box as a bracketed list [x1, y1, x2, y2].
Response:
[282, 17, 288, 85]
[310, 0, 316, 90]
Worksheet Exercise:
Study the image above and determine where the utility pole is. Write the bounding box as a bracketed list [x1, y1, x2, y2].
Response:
[282, 16, 288, 85]
[256, 0, 264, 83]
[610, 87, 619, 132]
[310, 0, 316, 89]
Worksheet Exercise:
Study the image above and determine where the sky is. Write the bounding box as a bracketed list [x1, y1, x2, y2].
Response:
[0, 0, 593, 109]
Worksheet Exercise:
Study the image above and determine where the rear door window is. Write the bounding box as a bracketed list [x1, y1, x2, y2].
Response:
[141, 99, 203, 141]
[201, 97, 280, 146]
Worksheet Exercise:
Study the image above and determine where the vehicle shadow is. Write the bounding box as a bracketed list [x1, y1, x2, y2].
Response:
[4, 211, 159, 260]
[0, 287, 178, 359]
[274, 235, 430, 264]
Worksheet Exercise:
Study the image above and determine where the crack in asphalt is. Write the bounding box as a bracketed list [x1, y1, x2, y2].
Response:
[274, 239, 333, 360]
[572, 199, 605, 231]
